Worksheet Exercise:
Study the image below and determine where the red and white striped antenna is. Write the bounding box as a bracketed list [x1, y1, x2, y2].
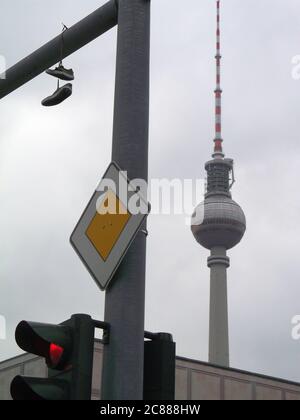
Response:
[213, 0, 224, 158]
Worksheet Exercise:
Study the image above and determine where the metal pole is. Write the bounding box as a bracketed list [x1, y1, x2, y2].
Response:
[101, 0, 151, 400]
[0, 0, 118, 100]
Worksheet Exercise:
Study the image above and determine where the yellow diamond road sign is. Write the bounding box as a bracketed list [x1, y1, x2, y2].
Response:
[86, 190, 131, 262]
[70, 162, 150, 291]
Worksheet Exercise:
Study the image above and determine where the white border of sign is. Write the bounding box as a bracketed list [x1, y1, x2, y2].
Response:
[70, 162, 150, 291]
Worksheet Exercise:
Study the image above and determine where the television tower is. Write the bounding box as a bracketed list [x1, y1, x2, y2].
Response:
[191, 0, 246, 367]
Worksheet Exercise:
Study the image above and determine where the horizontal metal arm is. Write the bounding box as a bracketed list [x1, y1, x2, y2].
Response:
[0, 0, 118, 100]
[93, 319, 110, 331]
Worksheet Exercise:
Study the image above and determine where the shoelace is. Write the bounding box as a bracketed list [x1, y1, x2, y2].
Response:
[59, 24, 68, 67]
[58, 24, 69, 89]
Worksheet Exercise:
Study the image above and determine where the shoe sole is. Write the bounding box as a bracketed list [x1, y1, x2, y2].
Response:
[42, 84, 73, 107]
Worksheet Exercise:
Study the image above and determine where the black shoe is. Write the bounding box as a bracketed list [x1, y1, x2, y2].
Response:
[42, 83, 72, 107]
[46, 65, 74, 81]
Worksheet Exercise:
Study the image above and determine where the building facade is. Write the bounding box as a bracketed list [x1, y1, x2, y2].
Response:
[1, 342, 300, 400]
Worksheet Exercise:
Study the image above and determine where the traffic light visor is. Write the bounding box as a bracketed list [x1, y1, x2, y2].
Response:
[11, 376, 69, 400]
[15, 321, 72, 369]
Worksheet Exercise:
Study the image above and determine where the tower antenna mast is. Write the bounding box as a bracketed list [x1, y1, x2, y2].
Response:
[214, 0, 224, 158]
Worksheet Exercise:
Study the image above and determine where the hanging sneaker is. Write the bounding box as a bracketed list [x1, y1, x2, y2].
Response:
[46, 65, 74, 81]
[41, 83, 72, 107]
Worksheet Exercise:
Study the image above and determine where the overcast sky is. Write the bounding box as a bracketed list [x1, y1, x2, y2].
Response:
[1, 0, 300, 384]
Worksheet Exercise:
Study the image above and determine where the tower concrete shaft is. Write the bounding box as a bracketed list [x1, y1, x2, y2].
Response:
[208, 247, 230, 367]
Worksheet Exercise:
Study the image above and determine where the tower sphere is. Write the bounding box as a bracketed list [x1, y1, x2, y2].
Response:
[191, 195, 246, 250]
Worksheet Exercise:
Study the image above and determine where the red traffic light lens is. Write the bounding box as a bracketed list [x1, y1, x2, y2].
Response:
[49, 343, 64, 368]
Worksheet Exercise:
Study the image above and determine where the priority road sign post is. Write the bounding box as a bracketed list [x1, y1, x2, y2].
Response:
[70, 162, 150, 291]
[101, 0, 151, 400]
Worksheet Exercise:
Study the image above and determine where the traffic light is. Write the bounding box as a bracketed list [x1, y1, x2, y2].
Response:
[10, 314, 95, 400]
[143, 333, 176, 400]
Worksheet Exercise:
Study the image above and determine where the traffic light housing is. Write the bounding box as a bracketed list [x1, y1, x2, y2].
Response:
[143, 333, 176, 400]
[10, 314, 95, 400]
